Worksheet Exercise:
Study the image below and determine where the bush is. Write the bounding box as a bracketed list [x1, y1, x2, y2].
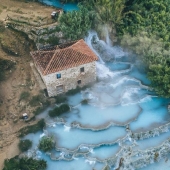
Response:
[18, 139, 32, 152]
[29, 94, 50, 108]
[66, 86, 87, 95]
[29, 95, 42, 107]
[20, 91, 30, 101]
[19, 119, 45, 137]
[48, 104, 70, 117]
[0, 59, 15, 81]
[39, 136, 54, 152]
[3, 156, 47, 170]
[54, 95, 67, 104]
[33, 106, 44, 115]
[81, 99, 88, 105]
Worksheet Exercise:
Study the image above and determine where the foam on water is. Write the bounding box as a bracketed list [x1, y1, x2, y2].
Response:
[135, 130, 170, 150]
[139, 154, 170, 170]
[96, 62, 116, 79]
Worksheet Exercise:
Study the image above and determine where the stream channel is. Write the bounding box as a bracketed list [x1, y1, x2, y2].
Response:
[24, 31, 170, 170]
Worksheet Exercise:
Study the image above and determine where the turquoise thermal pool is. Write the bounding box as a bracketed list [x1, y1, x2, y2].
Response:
[24, 31, 170, 170]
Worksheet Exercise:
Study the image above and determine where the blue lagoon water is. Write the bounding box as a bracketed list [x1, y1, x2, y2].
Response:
[39, 0, 78, 12]
[24, 31, 170, 170]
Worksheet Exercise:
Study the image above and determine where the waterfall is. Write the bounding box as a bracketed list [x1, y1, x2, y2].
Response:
[85, 31, 104, 64]
[104, 25, 113, 47]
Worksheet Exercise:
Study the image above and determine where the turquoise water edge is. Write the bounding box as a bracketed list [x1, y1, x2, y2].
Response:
[39, 0, 78, 12]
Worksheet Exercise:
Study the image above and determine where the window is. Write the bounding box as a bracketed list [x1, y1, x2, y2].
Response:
[77, 80, 81, 84]
[80, 67, 84, 72]
[56, 73, 61, 79]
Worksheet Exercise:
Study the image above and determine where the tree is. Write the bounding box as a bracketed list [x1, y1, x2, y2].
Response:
[48, 103, 70, 117]
[3, 156, 47, 170]
[93, 0, 125, 26]
[148, 64, 170, 98]
[39, 136, 54, 152]
[59, 5, 92, 40]
[18, 139, 32, 152]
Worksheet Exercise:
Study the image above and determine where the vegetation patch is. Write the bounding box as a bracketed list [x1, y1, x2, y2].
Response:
[29, 94, 50, 107]
[33, 106, 45, 115]
[66, 86, 87, 96]
[18, 139, 32, 152]
[59, 5, 92, 40]
[19, 91, 30, 101]
[3, 156, 47, 170]
[81, 99, 88, 105]
[39, 136, 54, 152]
[48, 103, 70, 117]
[0, 22, 5, 33]
[18, 119, 45, 137]
[0, 59, 15, 81]
[54, 95, 67, 104]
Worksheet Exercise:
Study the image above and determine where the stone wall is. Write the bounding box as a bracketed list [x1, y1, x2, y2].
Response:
[41, 61, 97, 97]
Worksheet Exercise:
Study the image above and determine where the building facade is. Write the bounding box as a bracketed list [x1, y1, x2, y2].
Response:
[31, 39, 98, 97]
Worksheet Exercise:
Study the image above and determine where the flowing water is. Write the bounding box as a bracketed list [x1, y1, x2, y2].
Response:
[24, 31, 170, 170]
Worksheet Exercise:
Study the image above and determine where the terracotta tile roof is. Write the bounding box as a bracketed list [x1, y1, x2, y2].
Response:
[31, 39, 98, 75]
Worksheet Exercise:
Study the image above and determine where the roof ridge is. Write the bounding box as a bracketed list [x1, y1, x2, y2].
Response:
[43, 49, 60, 75]
[32, 39, 98, 76]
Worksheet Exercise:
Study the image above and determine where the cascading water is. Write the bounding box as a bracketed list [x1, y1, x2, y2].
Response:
[104, 25, 113, 47]
[85, 31, 104, 64]
[23, 31, 170, 170]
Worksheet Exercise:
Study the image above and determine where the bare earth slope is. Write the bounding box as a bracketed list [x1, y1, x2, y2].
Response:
[0, 0, 55, 168]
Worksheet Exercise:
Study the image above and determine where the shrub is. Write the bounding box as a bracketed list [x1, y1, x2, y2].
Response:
[3, 156, 47, 170]
[18, 139, 32, 152]
[39, 136, 54, 152]
[29, 94, 50, 108]
[66, 86, 87, 96]
[0, 59, 15, 81]
[81, 99, 88, 105]
[19, 119, 45, 137]
[48, 104, 70, 117]
[20, 91, 30, 101]
[29, 95, 42, 107]
[33, 106, 44, 115]
[54, 95, 67, 104]
[0, 22, 5, 33]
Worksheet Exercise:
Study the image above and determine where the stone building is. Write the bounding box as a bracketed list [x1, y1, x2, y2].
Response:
[30, 39, 98, 97]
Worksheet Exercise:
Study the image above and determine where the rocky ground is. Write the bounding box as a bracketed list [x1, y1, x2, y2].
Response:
[0, 0, 57, 168]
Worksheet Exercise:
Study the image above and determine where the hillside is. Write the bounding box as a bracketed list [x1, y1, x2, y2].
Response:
[0, 0, 57, 168]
